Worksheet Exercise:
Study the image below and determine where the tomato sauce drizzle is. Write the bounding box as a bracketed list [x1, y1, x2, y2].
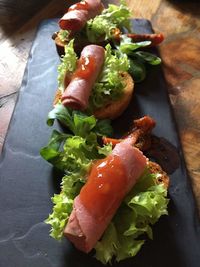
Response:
[73, 55, 96, 80]
[68, 1, 89, 12]
[80, 154, 127, 219]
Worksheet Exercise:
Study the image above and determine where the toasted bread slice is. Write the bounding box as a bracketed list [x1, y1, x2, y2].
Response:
[54, 35, 66, 56]
[148, 161, 170, 189]
[94, 72, 134, 120]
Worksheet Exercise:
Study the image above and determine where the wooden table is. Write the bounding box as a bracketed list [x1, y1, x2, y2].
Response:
[0, 0, 200, 213]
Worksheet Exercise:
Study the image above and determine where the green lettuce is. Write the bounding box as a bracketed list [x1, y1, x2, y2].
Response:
[115, 35, 162, 83]
[44, 135, 94, 239]
[86, 0, 131, 42]
[57, 40, 77, 93]
[47, 104, 113, 137]
[89, 44, 129, 110]
[41, 107, 113, 170]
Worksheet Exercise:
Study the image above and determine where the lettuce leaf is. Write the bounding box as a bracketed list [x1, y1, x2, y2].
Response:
[115, 35, 161, 83]
[86, 0, 131, 43]
[47, 104, 113, 137]
[134, 51, 162, 65]
[45, 175, 83, 240]
[89, 44, 129, 109]
[118, 35, 151, 55]
[57, 40, 77, 93]
[41, 113, 113, 171]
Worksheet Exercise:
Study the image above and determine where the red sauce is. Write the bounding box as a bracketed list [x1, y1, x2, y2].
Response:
[73, 55, 96, 80]
[80, 154, 127, 219]
[68, 1, 89, 12]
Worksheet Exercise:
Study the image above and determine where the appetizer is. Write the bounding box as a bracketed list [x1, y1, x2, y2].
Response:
[53, 0, 130, 55]
[54, 42, 134, 119]
[54, 0, 164, 55]
[52, 1, 163, 118]
[41, 112, 169, 264]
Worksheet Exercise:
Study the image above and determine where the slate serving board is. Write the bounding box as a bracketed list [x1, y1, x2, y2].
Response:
[0, 19, 200, 267]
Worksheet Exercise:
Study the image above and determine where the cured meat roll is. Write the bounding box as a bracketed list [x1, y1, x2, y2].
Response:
[59, 0, 104, 32]
[61, 44, 105, 110]
[64, 141, 147, 252]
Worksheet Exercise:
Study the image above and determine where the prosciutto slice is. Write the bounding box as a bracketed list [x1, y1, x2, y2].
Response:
[61, 45, 105, 110]
[64, 141, 147, 252]
[59, 0, 104, 32]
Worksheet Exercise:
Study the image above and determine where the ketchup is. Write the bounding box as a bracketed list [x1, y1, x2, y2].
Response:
[80, 155, 127, 219]
[68, 1, 89, 12]
[73, 55, 96, 80]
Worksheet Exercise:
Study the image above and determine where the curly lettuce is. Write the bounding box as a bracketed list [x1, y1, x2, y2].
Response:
[86, 0, 131, 42]
[89, 44, 129, 110]
[57, 40, 77, 93]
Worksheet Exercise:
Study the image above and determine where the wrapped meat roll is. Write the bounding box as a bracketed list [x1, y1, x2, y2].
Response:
[64, 141, 147, 252]
[59, 0, 104, 32]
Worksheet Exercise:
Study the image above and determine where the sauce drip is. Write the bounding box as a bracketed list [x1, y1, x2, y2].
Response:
[68, 1, 89, 12]
[80, 154, 127, 219]
[73, 55, 96, 80]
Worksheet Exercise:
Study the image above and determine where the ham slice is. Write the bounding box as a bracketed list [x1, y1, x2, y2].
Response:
[61, 45, 105, 110]
[64, 142, 147, 252]
[59, 0, 104, 32]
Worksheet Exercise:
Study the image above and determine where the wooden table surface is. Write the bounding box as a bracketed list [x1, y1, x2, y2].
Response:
[0, 0, 200, 213]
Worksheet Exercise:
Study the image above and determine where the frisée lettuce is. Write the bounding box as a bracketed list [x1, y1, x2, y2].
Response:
[86, 0, 131, 42]
[89, 44, 129, 110]
[57, 40, 77, 93]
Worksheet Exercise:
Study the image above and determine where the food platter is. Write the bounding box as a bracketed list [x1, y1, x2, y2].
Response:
[0, 18, 199, 267]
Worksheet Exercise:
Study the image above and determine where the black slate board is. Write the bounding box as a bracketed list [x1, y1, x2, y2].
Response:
[0, 19, 200, 267]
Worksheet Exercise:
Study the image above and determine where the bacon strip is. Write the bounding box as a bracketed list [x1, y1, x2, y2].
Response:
[126, 33, 164, 47]
[112, 29, 164, 47]
[103, 116, 156, 151]
[61, 45, 105, 110]
[64, 141, 146, 252]
[59, 0, 104, 32]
